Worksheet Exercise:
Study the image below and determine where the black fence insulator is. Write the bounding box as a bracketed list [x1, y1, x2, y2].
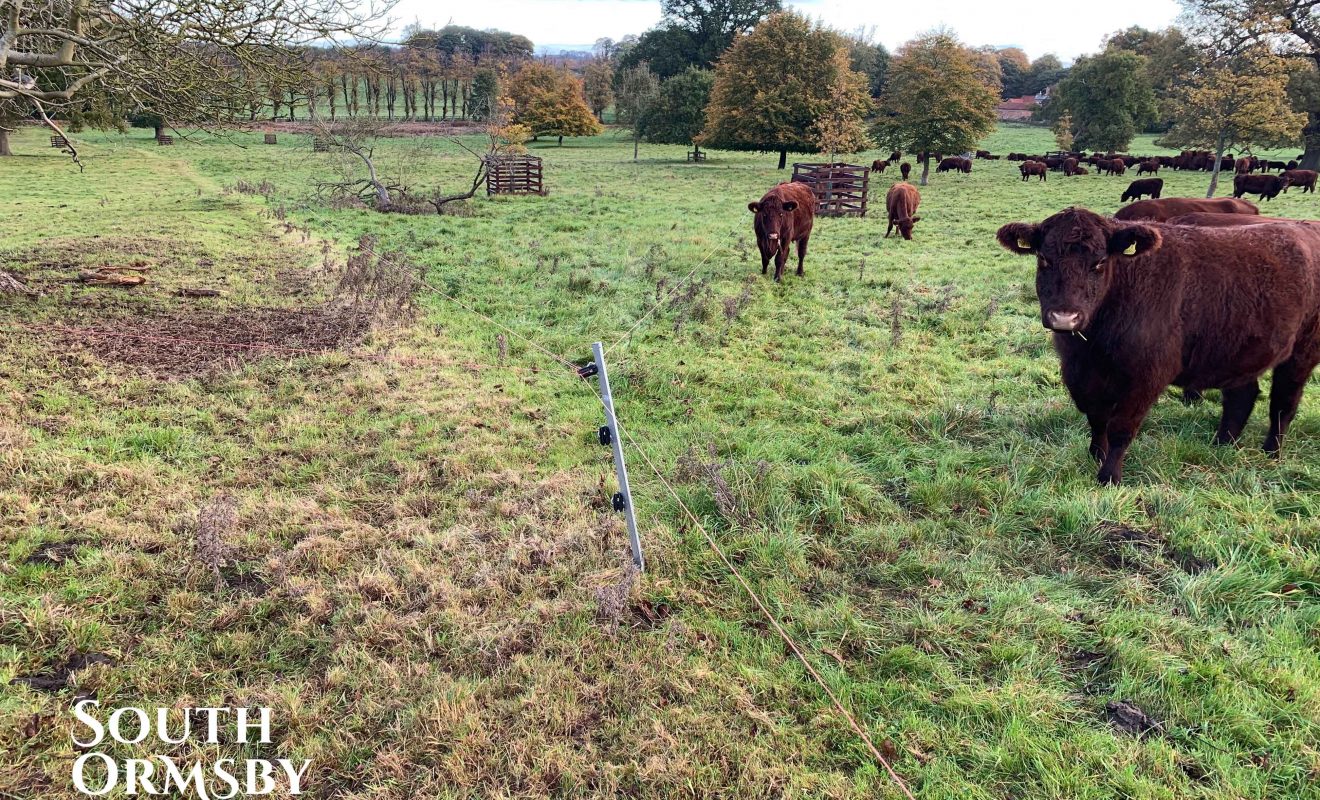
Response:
[577, 363, 599, 379]
[599, 426, 613, 446]
[612, 492, 626, 512]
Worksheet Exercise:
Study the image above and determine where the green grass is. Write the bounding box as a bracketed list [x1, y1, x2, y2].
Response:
[2, 122, 1319, 799]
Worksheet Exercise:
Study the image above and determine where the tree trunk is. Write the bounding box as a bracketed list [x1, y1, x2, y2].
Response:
[1207, 132, 1227, 199]
[0, 128, 11, 156]
[633, 133, 639, 160]
[777, 148, 787, 169]
[154, 124, 164, 139]
[920, 155, 930, 186]
[558, 135, 564, 146]
[1301, 111, 1320, 171]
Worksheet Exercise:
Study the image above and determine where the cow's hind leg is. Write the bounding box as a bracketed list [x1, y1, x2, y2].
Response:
[796, 237, 808, 276]
[1215, 380, 1259, 445]
[1264, 354, 1320, 454]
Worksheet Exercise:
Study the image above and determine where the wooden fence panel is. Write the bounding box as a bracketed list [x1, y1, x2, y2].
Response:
[791, 162, 869, 217]
[486, 155, 546, 196]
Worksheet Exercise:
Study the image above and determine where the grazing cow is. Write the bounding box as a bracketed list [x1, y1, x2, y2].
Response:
[885, 182, 922, 240]
[1137, 159, 1160, 175]
[996, 206, 1320, 484]
[976, 150, 991, 159]
[900, 162, 911, 181]
[1282, 169, 1318, 193]
[1107, 159, 1127, 176]
[748, 182, 816, 282]
[1235, 157, 1253, 174]
[871, 159, 889, 173]
[1063, 157, 1079, 176]
[1121, 178, 1163, 203]
[1020, 161, 1047, 182]
[1267, 160, 1289, 171]
[1287, 160, 1299, 171]
[1234, 173, 1290, 201]
[889, 150, 902, 162]
[937, 156, 972, 173]
[1115, 197, 1260, 222]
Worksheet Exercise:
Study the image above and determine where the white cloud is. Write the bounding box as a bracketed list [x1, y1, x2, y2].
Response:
[387, 0, 1182, 60]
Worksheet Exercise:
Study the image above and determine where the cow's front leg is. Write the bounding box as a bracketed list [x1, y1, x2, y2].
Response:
[773, 244, 788, 282]
[1097, 388, 1162, 485]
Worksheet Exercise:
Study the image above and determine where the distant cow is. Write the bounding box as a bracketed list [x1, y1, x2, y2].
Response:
[1121, 178, 1163, 203]
[1233, 173, 1290, 201]
[1106, 159, 1127, 176]
[900, 162, 911, 181]
[996, 206, 1320, 484]
[1114, 197, 1260, 222]
[871, 159, 889, 173]
[1235, 157, 1253, 174]
[889, 150, 902, 162]
[1063, 157, 1079, 176]
[1073, 166, 1089, 175]
[1282, 169, 1318, 193]
[1137, 159, 1160, 175]
[748, 182, 815, 282]
[885, 182, 922, 241]
[1020, 161, 1047, 182]
[937, 156, 971, 173]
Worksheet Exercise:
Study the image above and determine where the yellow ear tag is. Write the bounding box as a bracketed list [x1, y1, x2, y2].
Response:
[1123, 242, 1138, 256]
[1017, 238, 1032, 249]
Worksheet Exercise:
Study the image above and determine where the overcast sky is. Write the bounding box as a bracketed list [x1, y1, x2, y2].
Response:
[391, 0, 1183, 60]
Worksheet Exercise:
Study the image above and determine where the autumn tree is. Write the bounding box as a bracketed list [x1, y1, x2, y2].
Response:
[811, 49, 874, 161]
[997, 47, 1031, 97]
[1054, 112, 1075, 151]
[614, 63, 660, 159]
[872, 31, 999, 185]
[508, 63, 602, 145]
[699, 13, 872, 169]
[637, 67, 714, 157]
[1162, 45, 1305, 196]
[583, 59, 615, 120]
[1049, 50, 1155, 151]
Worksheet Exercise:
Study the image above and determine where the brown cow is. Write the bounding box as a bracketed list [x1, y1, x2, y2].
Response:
[885, 182, 921, 240]
[1166, 213, 1316, 228]
[1121, 178, 1163, 203]
[1073, 166, 1090, 175]
[1063, 157, 1079, 176]
[1235, 157, 1253, 174]
[1234, 173, 1290, 201]
[1137, 159, 1160, 175]
[996, 207, 1320, 484]
[937, 156, 972, 173]
[749, 182, 816, 282]
[1020, 161, 1047, 182]
[889, 150, 902, 162]
[871, 159, 889, 173]
[1282, 169, 1318, 193]
[1114, 197, 1260, 222]
[900, 162, 911, 181]
[1107, 160, 1127, 176]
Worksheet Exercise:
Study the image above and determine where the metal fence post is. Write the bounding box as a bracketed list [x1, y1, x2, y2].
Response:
[591, 341, 643, 571]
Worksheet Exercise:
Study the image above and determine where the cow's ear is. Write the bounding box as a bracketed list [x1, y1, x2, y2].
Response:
[996, 222, 1038, 254]
[748, 202, 760, 213]
[910, 215, 921, 223]
[782, 201, 798, 212]
[1109, 224, 1162, 258]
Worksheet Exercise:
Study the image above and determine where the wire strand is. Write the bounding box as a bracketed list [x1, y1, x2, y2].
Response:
[620, 426, 918, 800]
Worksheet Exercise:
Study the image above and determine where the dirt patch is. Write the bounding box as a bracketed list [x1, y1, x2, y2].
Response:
[24, 541, 82, 566]
[10, 652, 115, 693]
[39, 303, 369, 379]
[1105, 699, 1164, 739]
[3, 236, 210, 285]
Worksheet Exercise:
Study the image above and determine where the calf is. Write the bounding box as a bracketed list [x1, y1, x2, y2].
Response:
[749, 182, 816, 281]
[885, 182, 922, 240]
[1137, 159, 1160, 175]
[1073, 165, 1089, 175]
[1282, 169, 1318, 193]
[1115, 196, 1260, 222]
[996, 207, 1320, 484]
[1233, 173, 1290, 201]
[900, 162, 911, 181]
[871, 159, 889, 173]
[1121, 178, 1163, 203]
[1020, 161, 1047, 182]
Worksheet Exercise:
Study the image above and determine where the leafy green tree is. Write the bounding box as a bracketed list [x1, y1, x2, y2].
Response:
[468, 69, 500, 122]
[872, 31, 999, 185]
[997, 47, 1031, 97]
[617, 0, 782, 78]
[1050, 50, 1155, 151]
[847, 34, 890, 96]
[637, 68, 714, 156]
[614, 63, 661, 159]
[1025, 53, 1067, 95]
[1103, 26, 1200, 130]
[583, 59, 615, 121]
[615, 26, 702, 79]
[699, 13, 872, 169]
[1162, 46, 1305, 197]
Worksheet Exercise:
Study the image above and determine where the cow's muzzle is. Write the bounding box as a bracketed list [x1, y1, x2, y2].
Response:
[1046, 310, 1083, 331]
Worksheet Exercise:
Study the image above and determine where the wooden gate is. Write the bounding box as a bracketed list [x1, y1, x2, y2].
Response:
[791, 162, 869, 217]
[486, 155, 545, 196]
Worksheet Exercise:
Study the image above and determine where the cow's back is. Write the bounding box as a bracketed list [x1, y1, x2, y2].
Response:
[1115, 197, 1258, 222]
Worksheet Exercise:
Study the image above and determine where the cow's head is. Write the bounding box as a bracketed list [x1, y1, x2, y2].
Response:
[895, 214, 921, 240]
[748, 194, 799, 246]
[996, 207, 1162, 332]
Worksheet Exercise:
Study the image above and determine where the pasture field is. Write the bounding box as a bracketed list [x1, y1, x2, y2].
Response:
[2, 122, 1319, 799]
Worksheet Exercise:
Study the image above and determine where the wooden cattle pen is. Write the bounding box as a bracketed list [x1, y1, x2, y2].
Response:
[264, 133, 278, 145]
[50, 136, 68, 149]
[790, 162, 870, 217]
[485, 155, 546, 196]
[687, 149, 706, 162]
[156, 135, 174, 146]
[312, 138, 330, 153]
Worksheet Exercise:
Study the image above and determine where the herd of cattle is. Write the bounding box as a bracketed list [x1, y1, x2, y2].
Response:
[750, 160, 1320, 484]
